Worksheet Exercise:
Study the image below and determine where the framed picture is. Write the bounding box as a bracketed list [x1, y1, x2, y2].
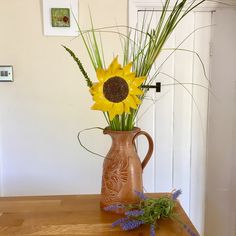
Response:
[51, 8, 70, 27]
[43, 0, 78, 36]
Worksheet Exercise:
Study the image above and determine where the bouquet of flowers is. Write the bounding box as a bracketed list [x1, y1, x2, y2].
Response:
[63, 0, 206, 131]
[63, 1, 207, 234]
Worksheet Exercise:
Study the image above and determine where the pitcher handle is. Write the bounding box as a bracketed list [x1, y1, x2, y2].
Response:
[134, 130, 154, 170]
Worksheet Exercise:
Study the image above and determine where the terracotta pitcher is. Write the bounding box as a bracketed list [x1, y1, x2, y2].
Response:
[100, 127, 154, 211]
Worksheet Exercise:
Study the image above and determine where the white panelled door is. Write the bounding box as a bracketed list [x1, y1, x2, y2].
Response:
[129, 1, 213, 234]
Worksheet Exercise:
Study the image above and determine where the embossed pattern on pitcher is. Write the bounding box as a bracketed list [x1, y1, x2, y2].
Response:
[101, 151, 129, 204]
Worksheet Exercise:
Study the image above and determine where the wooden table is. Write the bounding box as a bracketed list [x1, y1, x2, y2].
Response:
[0, 194, 199, 236]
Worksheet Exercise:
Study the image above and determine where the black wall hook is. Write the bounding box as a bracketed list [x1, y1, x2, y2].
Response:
[141, 82, 161, 92]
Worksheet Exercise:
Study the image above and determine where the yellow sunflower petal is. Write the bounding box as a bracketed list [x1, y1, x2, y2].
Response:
[115, 70, 124, 77]
[93, 93, 104, 101]
[124, 95, 138, 109]
[123, 62, 132, 74]
[130, 86, 143, 95]
[107, 103, 123, 120]
[101, 100, 113, 111]
[126, 72, 136, 80]
[115, 102, 124, 115]
[124, 102, 131, 113]
[96, 68, 106, 82]
[107, 56, 121, 73]
[91, 99, 113, 112]
[91, 102, 103, 111]
[91, 82, 103, 94]
[90, 82, 101, 95]
[108, 105, 117, 120]
[132, 95, 142, 105]
[132, 76, 146, 86]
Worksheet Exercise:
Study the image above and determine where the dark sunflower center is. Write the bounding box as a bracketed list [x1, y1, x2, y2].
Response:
[103, 76, 129, 103]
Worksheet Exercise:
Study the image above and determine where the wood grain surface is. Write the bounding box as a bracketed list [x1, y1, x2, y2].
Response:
[0, 193, 199, 236]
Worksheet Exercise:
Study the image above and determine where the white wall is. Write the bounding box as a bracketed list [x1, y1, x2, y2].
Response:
[0, 0, 127, 196]
[205, 8, 236, 236]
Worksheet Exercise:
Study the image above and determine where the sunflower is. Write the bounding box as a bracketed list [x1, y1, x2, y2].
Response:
[90, 57, 146, 121]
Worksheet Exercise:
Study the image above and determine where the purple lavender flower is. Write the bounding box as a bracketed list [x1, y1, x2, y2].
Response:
[134, 190, 148, 200]
[183, 224, 197, 236]
[121, 219, 144, 231]
[104, 204, 124, 211]
[111, 217, 128, 227]
[172, 189, 182, 200]
[125, 209, 144, 217]
[150, 224, 156, 236]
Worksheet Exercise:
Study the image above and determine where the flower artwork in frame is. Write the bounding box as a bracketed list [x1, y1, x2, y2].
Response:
[43, 0, 78, 36]
[51, 8, 70, 27]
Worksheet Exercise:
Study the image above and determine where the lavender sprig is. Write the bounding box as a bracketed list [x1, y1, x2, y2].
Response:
[134, 190, 148, 200]
[183, 224, 198, 236]
[104, 204, 124, 212]
[111, 217, 128, 227]
[172, 189, 182, 200]
[125, 209, 144, 217]
[150, 224, 156, 236]
[121, 219, 144, 231]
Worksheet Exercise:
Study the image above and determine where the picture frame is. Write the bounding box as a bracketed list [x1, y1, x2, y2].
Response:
[42, 0, 78, 36]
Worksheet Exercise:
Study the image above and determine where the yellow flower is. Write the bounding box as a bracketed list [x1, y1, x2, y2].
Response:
[90, 57, 146, 120]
